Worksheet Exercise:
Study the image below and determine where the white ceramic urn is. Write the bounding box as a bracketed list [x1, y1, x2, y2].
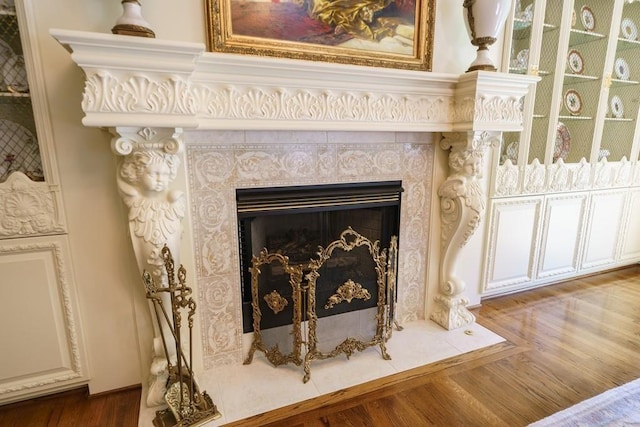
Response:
[112, 0, 155, 38]
[463, 0, 512, 72]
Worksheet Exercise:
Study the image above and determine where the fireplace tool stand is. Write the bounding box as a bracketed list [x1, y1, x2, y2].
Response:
[143, 245, 221, 427]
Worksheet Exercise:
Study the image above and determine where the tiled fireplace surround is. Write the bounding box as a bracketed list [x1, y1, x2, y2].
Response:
[52, 29, 537, 422]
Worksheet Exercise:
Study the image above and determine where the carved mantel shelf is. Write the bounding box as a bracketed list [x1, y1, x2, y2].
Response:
[51, 29, 537, 133]
[51, 28, 538, 406]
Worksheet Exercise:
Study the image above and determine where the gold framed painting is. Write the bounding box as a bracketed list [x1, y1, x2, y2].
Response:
[204, 0, 435, 71]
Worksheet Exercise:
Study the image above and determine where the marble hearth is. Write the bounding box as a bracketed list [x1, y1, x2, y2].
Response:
[51, 28, 537, 424]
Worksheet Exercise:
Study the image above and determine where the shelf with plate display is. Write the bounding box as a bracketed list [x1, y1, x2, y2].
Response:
[484, 0, 640, 302]
[501, 0, 640, 170]
[569, 28, 606, 45]
[563, 74, 599, 84]
[0, 1, 41, 184]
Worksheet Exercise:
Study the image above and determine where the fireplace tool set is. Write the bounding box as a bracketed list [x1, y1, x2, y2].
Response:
[142, 246, 221, 427]
[244, 227, 400, 383]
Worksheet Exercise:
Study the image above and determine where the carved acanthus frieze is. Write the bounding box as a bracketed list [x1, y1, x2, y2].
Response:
[0, 172, 65, 237]
[83, 72, 452, 127]
[455, 95, 523, 125]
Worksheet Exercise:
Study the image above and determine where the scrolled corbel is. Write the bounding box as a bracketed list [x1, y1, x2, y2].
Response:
[111, 126, 186, 407]
[431, 131, 499, 330]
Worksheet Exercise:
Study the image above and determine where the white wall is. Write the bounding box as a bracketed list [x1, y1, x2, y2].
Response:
[30, 0, 499, 394]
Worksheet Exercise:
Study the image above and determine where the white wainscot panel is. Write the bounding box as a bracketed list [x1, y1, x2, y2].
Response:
[0, 236, 88, 404]
[483, 197, 543, 292]
[581, 190, 627, 271]
[620, 188, 640, 261]
[537, 194, 588, 279]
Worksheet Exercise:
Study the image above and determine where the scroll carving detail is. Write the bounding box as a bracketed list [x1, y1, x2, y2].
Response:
[113, 126, 186, 406]
[432, 131, 498, 330]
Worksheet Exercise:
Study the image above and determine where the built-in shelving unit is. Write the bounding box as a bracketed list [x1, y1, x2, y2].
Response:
[483, 0, 640, 297]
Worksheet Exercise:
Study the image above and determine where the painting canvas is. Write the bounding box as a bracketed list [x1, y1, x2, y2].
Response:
[205, 0, 435, 71]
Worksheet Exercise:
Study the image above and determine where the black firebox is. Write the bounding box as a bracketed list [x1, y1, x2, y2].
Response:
[236, 181, 402, 333]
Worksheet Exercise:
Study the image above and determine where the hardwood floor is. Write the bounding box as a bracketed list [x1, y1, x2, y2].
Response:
[0, 386, 141, 427]
[1, 265, 638, 426]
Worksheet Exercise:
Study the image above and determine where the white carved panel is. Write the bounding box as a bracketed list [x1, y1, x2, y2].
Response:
[185, 131, 434, 368]
[0, 172, 66, 238]
[537, 194, 587, 279]
[0, 235, 88, 404]
[620, 188, 640, 261]
[483, 197, 542, 292]
[581, 190, 627, 271]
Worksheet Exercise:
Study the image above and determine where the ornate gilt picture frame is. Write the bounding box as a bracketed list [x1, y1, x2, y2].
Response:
[204, 0, 435, 71]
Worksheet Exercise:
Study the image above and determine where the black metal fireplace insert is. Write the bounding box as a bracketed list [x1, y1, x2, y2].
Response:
[237, 181, 402, 333]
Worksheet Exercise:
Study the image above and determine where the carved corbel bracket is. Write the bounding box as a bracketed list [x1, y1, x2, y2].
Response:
[431, 131, 500, 330]
[111, 126, 186, 407]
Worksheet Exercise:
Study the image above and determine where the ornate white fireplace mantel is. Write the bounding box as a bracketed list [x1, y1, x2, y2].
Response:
[51, 28, 538, 405]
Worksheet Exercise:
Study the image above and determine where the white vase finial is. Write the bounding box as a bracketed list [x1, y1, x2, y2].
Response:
[112, 0, 156, 38]
[463, 0, 512, 72]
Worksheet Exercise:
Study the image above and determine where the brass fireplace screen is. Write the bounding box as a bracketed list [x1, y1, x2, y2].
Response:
[244, 227, 399, 383]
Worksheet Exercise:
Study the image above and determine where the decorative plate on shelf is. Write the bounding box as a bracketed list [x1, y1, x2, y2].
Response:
[0, 0, 15, 12]
[564, 89, 583, 116]
[2, 55, 28, 93]
[580, 5, 596, 31]
[621, 18, 638, 40]
[610, 95, 624, 118]
[516, 49, 529, 69]
[614, 57, 630, 80]
[554, 122, 571, 162]
[504, 141, 519, 164]
[567, 49, 584, 74]
[0, 119, 41, 181]
[522, 4, 533, 22]
[572, 9, 577, 28]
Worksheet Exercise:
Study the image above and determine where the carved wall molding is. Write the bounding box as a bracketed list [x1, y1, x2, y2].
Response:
[0, 172, 65, 238]
[84, 72, 453, 128]
[0, 240, 84, 395]
[454, 95, 524, 125]
[492, 157, 638, 197]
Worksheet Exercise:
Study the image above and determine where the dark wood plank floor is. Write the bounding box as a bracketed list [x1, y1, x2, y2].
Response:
[1, 265, 638, 426]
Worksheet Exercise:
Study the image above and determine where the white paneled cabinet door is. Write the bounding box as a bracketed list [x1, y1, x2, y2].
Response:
[537, 193, 587, 279]
[620, 188, 640, 261]
[0, 0, 89, 403]
[0, 236, 88, 404]
[483, 197, 543, 295]
[581, 189, 627, 271]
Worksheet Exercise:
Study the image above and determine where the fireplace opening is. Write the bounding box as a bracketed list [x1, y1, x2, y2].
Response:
[237, 181, 402, 334]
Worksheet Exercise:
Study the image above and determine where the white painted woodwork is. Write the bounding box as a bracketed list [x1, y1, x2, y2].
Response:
[581, 190, 627, 271]
[537, 194, 587, 279]
[0, 235, 88, 404]
[620, 188, 640, 261]
[0, 0, 89, 404]
[484, 197, 542, 292]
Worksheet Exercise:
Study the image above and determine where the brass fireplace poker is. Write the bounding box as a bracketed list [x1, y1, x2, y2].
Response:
[142, 245, 221, 427]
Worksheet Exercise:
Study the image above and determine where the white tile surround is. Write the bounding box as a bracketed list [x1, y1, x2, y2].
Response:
[138, 320, 505, 425]
[185, 130, 435, 369]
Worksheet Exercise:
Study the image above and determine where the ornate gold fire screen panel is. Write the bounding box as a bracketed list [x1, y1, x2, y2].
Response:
[244, 227, 399, 383]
